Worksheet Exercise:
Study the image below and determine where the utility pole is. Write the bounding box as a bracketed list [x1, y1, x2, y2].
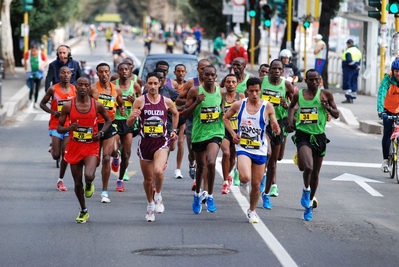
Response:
[22, 0, 34, 54]
[286, 0, 293, 50]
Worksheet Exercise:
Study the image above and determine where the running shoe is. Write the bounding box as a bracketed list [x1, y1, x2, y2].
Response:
[247, 209, 259, 224]
[262, 193, 273, 210]
[175, 169, 183, 179]
[111, 151, 120, 172]
[192, 194, 202, 214]
[239, 182, 249, 197]
[100, 191, 110, 203]
[221, 183, 229, 194]
[312, 197, 318, 209]
[145, 206, 155, 222]
[259, 173, 266, 193]
[381, 159, 389, 173]
[301, 189, 311, 208]
[233, 168, 240, 186]
[206, 196, 217, 212]
[57, 180, 67, 191]
[270, 184, 279, 197]
[201, 190, 208, 204]
[189, 164, 196, 179]
[123, 170, 130, 181]
[84, 182, 94, 198]
[303, 206, 313, 221]
[191, 180, 196, 191]
[227, 175, 233, 187]
[76, 210, 89, 223]
[154, 195, 165, 214]
[116, 180, 125, 192]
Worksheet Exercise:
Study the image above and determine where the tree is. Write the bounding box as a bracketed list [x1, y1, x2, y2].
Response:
[2, 0, 15, 73]
[318, 0, 344, 89]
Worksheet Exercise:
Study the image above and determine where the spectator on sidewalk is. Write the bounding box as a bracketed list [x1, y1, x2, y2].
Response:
[226, 31, 237, 49]
[24, 43, 48, 108]
[192, 24, 203, 54]
[313, 34, 326, 88]
[45, 44, 82, 92]
[342, 39, 362, 104]
[225, 40, 248, 71]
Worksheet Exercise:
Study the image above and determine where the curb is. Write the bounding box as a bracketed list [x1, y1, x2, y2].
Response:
[0, 37, 83, 126]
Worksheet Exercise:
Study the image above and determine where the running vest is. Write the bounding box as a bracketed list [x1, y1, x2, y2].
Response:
[115, 79, 134, 120]
[192, 86, 225, 143]
[96, 82, 117, 123]
[222, 92, 240, 131]
[26, 50, 44, 72]
[261, 77, 287, 120]
[295, 89, 327, 135]
[235, 99, 268, 156]
[139, 94, 168, 139]
[49, 83, 76, 130]
[236, 74, 250, 94]
[69, 98, 98, 143]
[165, 78, 173, 88]
[193, 77, 200, 87]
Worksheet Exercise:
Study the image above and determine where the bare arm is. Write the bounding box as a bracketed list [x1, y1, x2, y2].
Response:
[39, 86, 57, 116]
[287, 92, 299, 132]
[126, 96, 144, 127]
[176, 79, 194, 106]
[321, 90, 339, 119]
[96, 101, 112, 140]
[165, 97, 179, 141]
[266, 102, 280, 135]
[182, 87, 202, 120]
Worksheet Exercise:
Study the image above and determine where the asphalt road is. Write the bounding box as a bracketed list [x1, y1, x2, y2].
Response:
[1, 35, 398, 267]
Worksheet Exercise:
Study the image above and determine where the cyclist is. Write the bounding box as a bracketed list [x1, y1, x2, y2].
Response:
[279, 49, 303, 82]
[377, 58, 399, 172]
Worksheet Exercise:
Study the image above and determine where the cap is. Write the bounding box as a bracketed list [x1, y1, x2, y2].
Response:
[313, 34, 322, 40]
[346, 39, 354, 44]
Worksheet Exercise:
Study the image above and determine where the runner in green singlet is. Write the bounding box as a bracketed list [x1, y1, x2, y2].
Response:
[112, 63, 141, 187]
[287, 69, 339, 221]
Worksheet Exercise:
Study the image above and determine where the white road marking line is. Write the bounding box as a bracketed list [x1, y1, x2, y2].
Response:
[215, 157, 298, 267]
[278, 159, 381, 168]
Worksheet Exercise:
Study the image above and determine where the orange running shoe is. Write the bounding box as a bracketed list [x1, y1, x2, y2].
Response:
[57, 180, 67, 191]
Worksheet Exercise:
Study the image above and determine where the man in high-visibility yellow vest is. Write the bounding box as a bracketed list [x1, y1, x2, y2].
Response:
[341, 39, 362, 104]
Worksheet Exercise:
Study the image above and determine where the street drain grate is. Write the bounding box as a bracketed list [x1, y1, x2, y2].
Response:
[133, 245, 237, 257]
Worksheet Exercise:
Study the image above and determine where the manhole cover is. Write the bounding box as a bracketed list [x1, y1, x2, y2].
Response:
[133, 245, 237, 257]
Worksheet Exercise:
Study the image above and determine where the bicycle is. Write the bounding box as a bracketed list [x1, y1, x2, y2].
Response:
[206, 53, 226, 72]
[387, 115, 399, 183]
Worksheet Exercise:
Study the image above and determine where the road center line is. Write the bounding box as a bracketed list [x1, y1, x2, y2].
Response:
[216, 157, 298, 267]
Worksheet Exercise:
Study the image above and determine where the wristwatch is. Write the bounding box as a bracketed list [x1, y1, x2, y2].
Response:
[173, 129, 178, 134]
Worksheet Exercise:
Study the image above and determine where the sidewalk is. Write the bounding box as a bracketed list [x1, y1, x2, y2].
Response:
[0, 37, 83, 126]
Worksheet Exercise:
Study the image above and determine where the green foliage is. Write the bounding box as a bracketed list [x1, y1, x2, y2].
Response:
[115, 0, 148, 26]
[187, 0, 225, 38]
[11, 0, 81, 41]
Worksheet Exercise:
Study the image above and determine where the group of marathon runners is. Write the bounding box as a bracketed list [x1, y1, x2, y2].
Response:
[42, 49, 339, 224]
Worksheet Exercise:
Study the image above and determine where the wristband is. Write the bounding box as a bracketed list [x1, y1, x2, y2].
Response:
[99, 131, 104, 137]
[173, 129, 178, 134]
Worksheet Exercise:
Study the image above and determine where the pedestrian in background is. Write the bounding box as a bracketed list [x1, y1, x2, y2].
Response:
[24, 43, 48, 108]
[313, 34, 326, 88]
[226, 31, 237, 49]
[341, 39, 362, 103]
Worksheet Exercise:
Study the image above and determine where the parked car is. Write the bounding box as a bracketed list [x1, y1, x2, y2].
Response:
[138, 53, 199, 83]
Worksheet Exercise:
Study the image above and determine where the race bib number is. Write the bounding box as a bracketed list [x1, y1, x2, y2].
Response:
[262, 89, 282, 106]
[57, 99, 71, 112]
[299, 107, 318, 124]
[200, 106, 220, 123]
[98, 94, 115, 110]
[240, 135, 260, 149]
[122, 96, 132, 110]
[143, 120, 164, 138]
[73, 126, 93, 143]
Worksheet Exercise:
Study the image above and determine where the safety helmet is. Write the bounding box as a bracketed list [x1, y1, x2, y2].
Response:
[392, 58, 399, 70]
[279, 49, 292, 59]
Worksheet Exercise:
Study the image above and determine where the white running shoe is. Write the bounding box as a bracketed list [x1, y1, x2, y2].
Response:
[154, 196, 165, 214]
[145, 206, 155, 222]
[200, 190, 208, 204]
[174, 169, 183, 179]
[239, 183, 250, 197]
[100, 191, 111, 203]
[381, 159, 389, 173]
[247, 209, 259, 224]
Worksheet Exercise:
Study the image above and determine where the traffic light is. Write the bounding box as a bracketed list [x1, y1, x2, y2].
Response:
[248, 0, 257, 18]
[22, 0, 34, 12]
[368, 0, 382, 20]
[262, 4, 272, 28]
[388, 0, 399, 14]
